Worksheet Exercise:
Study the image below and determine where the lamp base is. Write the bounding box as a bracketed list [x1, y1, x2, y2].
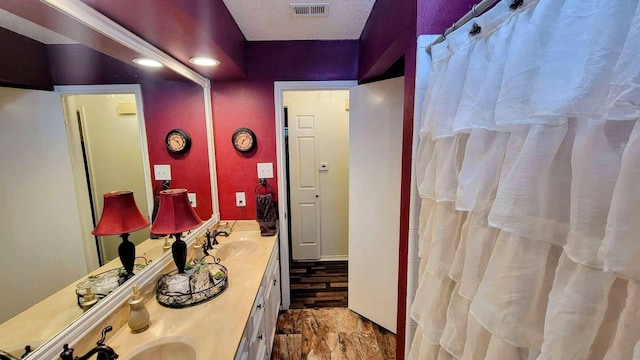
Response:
[172, 233, 187, 273]
[119, 233, 136, 278]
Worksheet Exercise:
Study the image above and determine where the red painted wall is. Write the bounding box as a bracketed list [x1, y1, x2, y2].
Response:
[141, 80, 213, 220]
[418, 0, 476, 34]
[212, 41, 359, 220]
[247, 41, 358, 81]
[0, 28, 52, 90]
[49, 44, 213, 220]
[211, 81, 277, 220]
[359, 0, 414, 81]
[81, 0, 247, 80]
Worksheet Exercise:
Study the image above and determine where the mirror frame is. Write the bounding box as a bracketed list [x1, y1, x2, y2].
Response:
[25, 0, 220, 358]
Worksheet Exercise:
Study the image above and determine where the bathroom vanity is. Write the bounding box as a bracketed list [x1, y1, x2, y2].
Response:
[235, 233, 281, 360]
[0, 239, 165, 357]
[0, 221, 280, 360]
[102, 221, 281, 360]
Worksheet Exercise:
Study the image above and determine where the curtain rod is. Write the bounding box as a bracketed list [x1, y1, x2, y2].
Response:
[426, 0, 504, 53]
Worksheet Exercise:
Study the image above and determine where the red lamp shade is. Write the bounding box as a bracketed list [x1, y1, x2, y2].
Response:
[150, 189, 202, 234]
[92, 191, 150, 235]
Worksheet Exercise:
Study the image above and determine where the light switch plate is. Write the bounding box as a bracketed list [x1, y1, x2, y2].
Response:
[257, 162, 274, 179]
[235, 192, 246, 207]
[153, 164, 171, 180]
[188, 193, 197, 207]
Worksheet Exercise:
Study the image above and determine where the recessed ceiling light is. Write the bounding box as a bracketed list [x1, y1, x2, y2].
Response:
[133, 58, 163, 68]
[189, 57, 220, 66]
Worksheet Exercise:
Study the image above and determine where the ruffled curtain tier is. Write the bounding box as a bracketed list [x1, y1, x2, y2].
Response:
[410, 0, 640, 358]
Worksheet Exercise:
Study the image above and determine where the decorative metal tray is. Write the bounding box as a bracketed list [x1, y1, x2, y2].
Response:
[155, 256, 228, 308]
[75, 257, 150, 308]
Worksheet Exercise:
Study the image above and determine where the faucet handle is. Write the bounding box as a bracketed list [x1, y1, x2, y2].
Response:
[97, 326, 113, 346]
[21, 345, 32, 359]
[60, 344, 74, 360]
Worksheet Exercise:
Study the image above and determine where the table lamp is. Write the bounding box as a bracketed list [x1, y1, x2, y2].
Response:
[150, 189, 202, 273]
[92, 191, 150, 278]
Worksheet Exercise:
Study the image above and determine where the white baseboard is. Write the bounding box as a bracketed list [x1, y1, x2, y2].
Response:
[293, 255, 349, 262]
[319, 255, 349, 261]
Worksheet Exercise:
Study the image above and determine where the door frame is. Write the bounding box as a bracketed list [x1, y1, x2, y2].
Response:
[274, 81, 357, 309]
[56, 84, 152, 272]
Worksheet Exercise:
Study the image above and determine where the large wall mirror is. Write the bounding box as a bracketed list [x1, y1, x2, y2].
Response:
[0, 1, 218, 357]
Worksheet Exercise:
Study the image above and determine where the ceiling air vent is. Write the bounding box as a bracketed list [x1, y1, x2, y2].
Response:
[290, 3, 330, 17]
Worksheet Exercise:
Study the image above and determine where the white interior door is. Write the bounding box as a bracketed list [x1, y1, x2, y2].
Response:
[289, 112, 322, 260]
[348, 77, 404, 333]
[287, 91, 350, 260]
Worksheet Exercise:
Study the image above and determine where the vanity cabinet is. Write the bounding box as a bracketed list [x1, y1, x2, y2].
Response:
[236, 241, 281, 360]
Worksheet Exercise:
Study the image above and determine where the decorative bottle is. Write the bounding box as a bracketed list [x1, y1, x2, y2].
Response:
[128, 285, 150, 333]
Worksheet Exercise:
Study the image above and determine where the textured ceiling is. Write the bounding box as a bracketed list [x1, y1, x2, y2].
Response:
[223, 0, 376, 41]
[0, 8, 76, 44]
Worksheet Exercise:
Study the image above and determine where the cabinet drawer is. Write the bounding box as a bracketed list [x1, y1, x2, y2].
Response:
[248, 309, 268, 360]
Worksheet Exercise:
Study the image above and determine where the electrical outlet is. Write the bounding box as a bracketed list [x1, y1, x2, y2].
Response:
[153, 164, 171, 180]
[257, 162, 274, 179]
[188, 193, 197, 207]
[235, 192, 246, 207]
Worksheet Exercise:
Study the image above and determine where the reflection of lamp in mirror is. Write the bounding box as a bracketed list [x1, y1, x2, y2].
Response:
[92, 191, 150, 278]
[151, 189, 202, 273]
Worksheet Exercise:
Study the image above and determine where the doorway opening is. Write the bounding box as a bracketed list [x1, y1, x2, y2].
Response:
[274, 81, 357, 310]
[58, 85, 153, 271]
[285, 89, 350, 261]
[275, 78, 405, 335]
[283, 89, 351, 308]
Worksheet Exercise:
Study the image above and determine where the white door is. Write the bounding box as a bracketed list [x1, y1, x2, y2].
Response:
[287, 91, 350, 260]
[289, 110, 322, 260]
[348, 77, 404, 333]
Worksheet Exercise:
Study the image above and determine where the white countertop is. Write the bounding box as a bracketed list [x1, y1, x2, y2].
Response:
[110, 222, 278, 360]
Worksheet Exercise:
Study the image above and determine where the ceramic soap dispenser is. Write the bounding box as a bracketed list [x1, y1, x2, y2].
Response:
[128, 285, 150, 333]
[80, 287, 99, 312]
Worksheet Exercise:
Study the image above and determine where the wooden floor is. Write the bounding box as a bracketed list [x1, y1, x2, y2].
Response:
[289, 260, 348, 309]
[271, 308, 396, 360]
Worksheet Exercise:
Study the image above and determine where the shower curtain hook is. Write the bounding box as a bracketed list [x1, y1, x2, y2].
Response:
[472, 4, 478, 17]
[470, 22, 482, 36]
[510, 0, 524, 10]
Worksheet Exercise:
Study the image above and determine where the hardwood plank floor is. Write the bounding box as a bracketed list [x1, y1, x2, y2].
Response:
[271, 308, 396, 360]
[289, 260, 348, 309]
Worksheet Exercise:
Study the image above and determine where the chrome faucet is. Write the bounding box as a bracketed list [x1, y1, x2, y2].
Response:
[59, 326, 118, 360]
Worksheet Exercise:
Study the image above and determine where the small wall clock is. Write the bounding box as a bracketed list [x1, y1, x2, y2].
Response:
[165, 128, 191, 154]
[232, 127, 257, 152]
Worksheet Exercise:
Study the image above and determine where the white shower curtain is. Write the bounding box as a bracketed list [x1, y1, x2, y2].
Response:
[409, 0, 640, 359]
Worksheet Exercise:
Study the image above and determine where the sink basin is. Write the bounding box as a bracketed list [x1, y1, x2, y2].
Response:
[215, 240, 257, 260]
[121, 337, 196, 360]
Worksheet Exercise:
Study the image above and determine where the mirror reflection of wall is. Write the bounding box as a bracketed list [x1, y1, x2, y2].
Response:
[0, 86, 88, 323]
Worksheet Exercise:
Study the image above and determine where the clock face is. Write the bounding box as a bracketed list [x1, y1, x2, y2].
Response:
[232, 128, 256, 152]
[165, 129, 191, 154]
